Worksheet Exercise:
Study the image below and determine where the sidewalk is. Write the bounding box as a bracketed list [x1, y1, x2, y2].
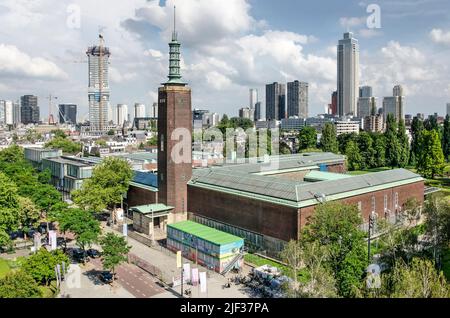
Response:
[104, 226, 251, 298]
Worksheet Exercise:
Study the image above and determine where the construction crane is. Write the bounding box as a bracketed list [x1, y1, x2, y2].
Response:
[46, 94, 58, 125]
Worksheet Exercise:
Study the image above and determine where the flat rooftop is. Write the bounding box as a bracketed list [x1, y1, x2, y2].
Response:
[168, 221, 244, 246]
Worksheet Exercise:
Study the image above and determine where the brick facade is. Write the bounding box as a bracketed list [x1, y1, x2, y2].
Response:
[126, 185, 157, 208]
[187, 186, 299, 242]
[157, 85, 192, 217]
[188, 180, 424, 244]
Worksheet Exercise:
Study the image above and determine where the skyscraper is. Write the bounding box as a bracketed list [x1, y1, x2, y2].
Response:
[58, 104, 77, 124]
[329, 91, 338, 115]
[87, 35, 110, 131]
[337, 32, 360, 117]
[383, 85, 405, 122]
[20, 95, 39, 124]
[0, 100, 5, 125]
[149, 102, 158, 118]
[157, 8, 192, 219]
[134, 103, 146, 118]
[287, 80, 308, 118]
[357, 86, 376, 119]
[116, 104, 128, 126]
[249, 88, 258, 109]
[359, 86, 373, 98]
[266, 82, 286, 120]
[254, 102, 262, 121]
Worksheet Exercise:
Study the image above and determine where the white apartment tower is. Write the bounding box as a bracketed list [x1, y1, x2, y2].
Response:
[249, 89, 258, 109]
[134, 103, 146, 118]
[337, 32, 360, 117]
[87, 35, 111, 131]
[116, 104, 128, 126]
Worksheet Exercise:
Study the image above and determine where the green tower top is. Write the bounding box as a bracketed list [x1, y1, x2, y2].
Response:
[164, 6, 186, 86]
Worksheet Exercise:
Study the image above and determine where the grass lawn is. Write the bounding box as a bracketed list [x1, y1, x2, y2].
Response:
[244, 253, 309, 283]
[0, 258, 11, 279]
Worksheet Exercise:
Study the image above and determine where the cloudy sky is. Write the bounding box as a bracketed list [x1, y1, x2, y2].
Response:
[0, 0, 449, 121]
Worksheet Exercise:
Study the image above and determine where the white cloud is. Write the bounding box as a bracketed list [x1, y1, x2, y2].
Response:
[339, 16, 366, 29]
[0, 44, 67, 80]
[109, 67, 137, 83]
[144, 49, 163, 59]
[430, 28, 450, 45]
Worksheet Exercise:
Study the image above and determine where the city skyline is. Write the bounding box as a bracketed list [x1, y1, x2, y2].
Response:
[0, 0, 449, 120]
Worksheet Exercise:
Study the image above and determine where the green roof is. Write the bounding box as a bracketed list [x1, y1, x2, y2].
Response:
[130, 203, 173, 214]
[168, 221, 243, 246]
[304, 171, 353, 182]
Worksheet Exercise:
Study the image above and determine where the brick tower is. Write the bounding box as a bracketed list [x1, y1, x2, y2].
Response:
[157, 6, 192, 222]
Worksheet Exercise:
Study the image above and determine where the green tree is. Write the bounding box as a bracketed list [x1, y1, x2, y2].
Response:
[72, 157, 133, 214]
[298, 126, 317, 151]
[320, 123, 339, 153]
[384, 258, 449, 298]
[416, 130, 445, 179]
[22, 248, 69, 286]
[373, 133, 386, 168]
[45, 137, 81, 155]
[51, 129, 67, 139]
[280, 240, 303, 293]
[58, 209, 101, 260]
[0, 172, 20, 248]
[0, 270, 43, 298]
[107, 129, 115, 136]
[424, 114, 439, 132]
[17, 196, 40, 239]
[442, 115, 450, 161]
[345, 140, 362, 171]
[384, 114, 400, 168]
[302, 202, 367, 298]
[337, 132, 358, 155]
[397, 119, 410, 168]
[146, 135, 157, 147]
[99, 233, 131, 283]
[410, 117, 424, 165]
[357, 132, 376, 169]
[424, 194, 450, 267]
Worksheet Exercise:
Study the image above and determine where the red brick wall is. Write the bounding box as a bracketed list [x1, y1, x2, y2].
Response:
[126, 185, 158, 208]
[299, 181, 424, 231]
[327, 163, 347, 173]
[187, 185, 299, 242]
[158, 86, 192, 214]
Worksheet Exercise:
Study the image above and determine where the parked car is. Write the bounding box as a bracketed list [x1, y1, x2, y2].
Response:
[87, 249, 101, 258]
[72, 249, 88, 263]
[98, 271, 113, 284]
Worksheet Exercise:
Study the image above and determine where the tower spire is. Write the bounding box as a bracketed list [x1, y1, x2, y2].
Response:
[165, 5, 185, 85]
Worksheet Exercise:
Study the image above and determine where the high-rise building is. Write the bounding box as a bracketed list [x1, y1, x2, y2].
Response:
[337, 32, 360, 117]
[287, 81, 308, 118]
[157, 12, 192, 219]
[134, 103, 146, 119]
[249, 88, 258, 109]
[364, 114, 384, 133]
[0, 100, 5, 125]
[87, 35, 110, 131]
[358, 85, 376, 118]
[359, 86, 373, 98]
[329, 91, 338, 115]
[20, 95, 39, 124]
[116, 104, 128, 126]
[254, 102, 262, 121]
[13, 101, 20, 125]
[266, 82, 286, 120]
[4, 101, 13, 125]
[58, 104, 77, 124]
[239, 107, 252, 120]
[149, 102, 158, 118]
[447, 103, 450, 117]
[383, 85, 405, 122]
[193, 109, 209, 129]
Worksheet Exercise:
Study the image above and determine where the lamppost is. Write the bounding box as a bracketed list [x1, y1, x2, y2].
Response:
[368, 212, 376, 264]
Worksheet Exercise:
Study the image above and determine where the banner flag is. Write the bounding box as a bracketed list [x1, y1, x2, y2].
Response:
[176, 251, 182, 268]
[183, 263, 191, 282]
[191, 268, 199, 286]
[199, 272, 207, 293]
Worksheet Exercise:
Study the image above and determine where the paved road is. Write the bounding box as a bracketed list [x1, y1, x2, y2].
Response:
[90, 258, 166, 298]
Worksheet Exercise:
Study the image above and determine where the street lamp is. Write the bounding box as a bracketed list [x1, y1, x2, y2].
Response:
[368, 211, 376, 264]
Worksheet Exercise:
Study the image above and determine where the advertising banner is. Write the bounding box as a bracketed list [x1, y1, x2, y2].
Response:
[199, 272, 207, 293]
